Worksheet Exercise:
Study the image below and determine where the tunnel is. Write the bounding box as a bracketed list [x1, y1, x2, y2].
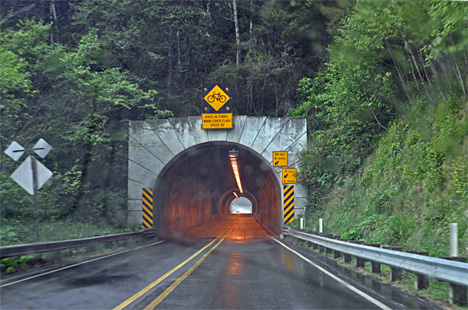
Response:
[153, 142, 282, 238]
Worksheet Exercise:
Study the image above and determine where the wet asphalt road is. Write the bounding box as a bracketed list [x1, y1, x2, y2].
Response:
[0, 215, 440, 310]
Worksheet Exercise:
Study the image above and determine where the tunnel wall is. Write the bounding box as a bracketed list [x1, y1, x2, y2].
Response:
[127, 116, 307, 231]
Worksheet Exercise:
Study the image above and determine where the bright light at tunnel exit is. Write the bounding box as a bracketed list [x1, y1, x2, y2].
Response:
[229, 150, 243, 194]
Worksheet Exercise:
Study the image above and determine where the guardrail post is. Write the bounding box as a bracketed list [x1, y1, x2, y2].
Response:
[318, 233, 326, 253]
[384, 246, 403, 281]
[334, 248, 341, 259]
[337, 238, 350, 261]
[356, 256, 365, 268]
[343, 252, 352, 263]
[365, 243, 381, 274]
[333, 236, 342, 258]
[325, 234, 333, 254]
[308, 231, 319, 250]
[349, 240, 365, 267]
[407, 251, 430, 290]
[439, 257, 467, 306]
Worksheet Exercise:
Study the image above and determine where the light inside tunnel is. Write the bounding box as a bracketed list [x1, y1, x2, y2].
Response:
[229, 149, 243, 194]
[233, 192, 240, 199]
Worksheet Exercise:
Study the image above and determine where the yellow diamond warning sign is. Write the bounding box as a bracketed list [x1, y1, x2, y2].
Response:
[202, 83, 233, 130]
[204, 85, 230, 111]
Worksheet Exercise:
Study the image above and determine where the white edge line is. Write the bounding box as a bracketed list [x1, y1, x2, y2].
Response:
[271, 237, 391, 310]
[0, 240, 165, 288]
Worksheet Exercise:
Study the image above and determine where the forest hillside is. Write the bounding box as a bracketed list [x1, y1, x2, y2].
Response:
[287, 1, 467, 257]
[1, 0, 466, 258]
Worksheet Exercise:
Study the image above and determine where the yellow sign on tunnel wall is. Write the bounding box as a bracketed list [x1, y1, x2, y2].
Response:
[273, 151, 288, 167]
[282, 168, 297, 184]
[284, 185, 294, 224]
[202, 113, 233, 129]
[142, 188, 153, 229]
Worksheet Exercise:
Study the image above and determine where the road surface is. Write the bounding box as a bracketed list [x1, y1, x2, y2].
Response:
[0, 215, 439, 309]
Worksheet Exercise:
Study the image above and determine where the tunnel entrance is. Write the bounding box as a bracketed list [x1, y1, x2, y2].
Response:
[230, 197, 252, 214]
[153, 142, 282, 238]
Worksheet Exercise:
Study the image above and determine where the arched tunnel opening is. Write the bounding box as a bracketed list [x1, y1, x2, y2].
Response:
[153, 142, 282, 238]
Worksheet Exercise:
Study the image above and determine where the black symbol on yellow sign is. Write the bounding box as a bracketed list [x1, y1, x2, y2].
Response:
[202, 83, 232, 113]
[282, 168, 297, 184]
[273, 151, 288, 167]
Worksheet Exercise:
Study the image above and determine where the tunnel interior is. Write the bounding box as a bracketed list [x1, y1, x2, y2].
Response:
[153, 142, 282, 237]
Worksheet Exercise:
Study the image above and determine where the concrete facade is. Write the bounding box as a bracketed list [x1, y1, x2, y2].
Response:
[128, 116, 307, 227]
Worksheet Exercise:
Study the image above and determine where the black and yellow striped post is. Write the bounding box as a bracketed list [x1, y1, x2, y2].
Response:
[142, 188, 154, 229]
[284, 185, 294, 224]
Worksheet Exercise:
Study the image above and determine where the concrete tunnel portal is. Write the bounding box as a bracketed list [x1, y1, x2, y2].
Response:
[127, 116, 307, 238]
[154, 142, 282, 237]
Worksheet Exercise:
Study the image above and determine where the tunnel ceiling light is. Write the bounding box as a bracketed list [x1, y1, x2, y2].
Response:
[233, 192, 240, 199]
[229, 149, 243, 194]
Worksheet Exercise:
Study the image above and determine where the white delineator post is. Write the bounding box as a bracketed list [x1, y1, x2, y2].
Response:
[319, 218, 323, 233]
[450, 223, 458, 257]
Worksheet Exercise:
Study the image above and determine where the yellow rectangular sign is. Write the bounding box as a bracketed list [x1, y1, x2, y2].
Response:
[273, 151, 288, 167]
[202, 113, 233, 129]
[282, 168, 297, 184]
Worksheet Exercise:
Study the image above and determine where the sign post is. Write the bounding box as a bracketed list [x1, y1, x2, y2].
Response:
[202, 83, 233, 129]
[5, 139, 53, 241]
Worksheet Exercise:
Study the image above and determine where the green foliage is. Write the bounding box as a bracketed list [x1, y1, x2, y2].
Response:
[0, 255, 39, 274]
[0, 20, 171, 230]
[297, 0, 468, 258]
[0, 218, 123, 246]
[306, 92, 468, 257]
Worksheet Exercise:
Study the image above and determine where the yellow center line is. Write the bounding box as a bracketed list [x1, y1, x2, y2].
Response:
[143, 226, 234, 310]
[113, 236, 219, 310]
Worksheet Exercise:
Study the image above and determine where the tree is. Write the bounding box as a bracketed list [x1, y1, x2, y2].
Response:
[1, 20, 170, 224]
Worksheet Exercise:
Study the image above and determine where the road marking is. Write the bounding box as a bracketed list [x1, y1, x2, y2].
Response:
[143, 236, 226, 310]
[114, 226, 233, 310]
[271, 238, 392, 310]
[0, 240, 164, 288]
[143, 226, 233, 310]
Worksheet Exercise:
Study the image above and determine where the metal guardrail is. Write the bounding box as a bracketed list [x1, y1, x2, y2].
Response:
[283, 227, 468, 287]
[0, 229, 157, 258]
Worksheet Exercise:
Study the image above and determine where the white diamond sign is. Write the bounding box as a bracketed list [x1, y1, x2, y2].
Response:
[10, 156, 53, 195]
[33, 138, 53, 158]
[4, 141, 25, 161]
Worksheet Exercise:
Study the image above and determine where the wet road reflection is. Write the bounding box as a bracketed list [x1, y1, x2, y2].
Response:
[0, 215, 442, 310]
[177, 214, 272, 240]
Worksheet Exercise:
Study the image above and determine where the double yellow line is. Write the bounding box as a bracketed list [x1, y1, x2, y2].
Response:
[114, 227, 233, 310]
